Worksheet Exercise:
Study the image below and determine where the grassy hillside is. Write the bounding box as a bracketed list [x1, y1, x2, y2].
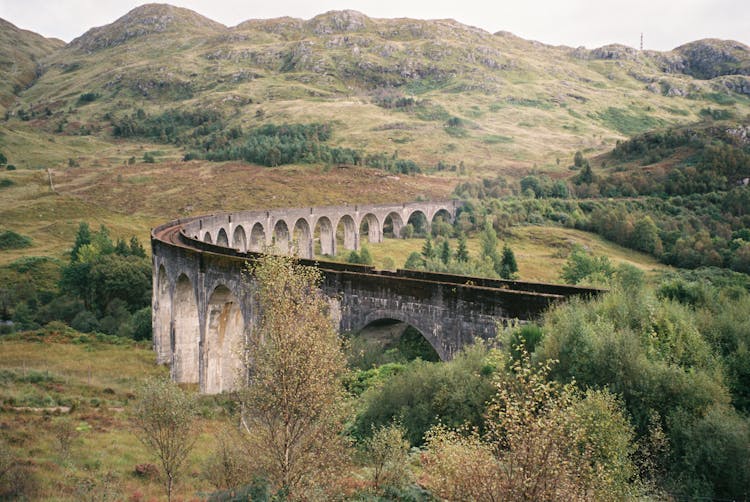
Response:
[1, 5, 749, 177]
[0, 328, 226, 500]
[0, 19, 63, 115]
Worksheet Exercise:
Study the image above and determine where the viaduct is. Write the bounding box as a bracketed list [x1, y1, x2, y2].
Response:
[151, 201, 600, 394]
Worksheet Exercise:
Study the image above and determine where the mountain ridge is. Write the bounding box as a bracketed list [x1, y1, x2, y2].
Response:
[0, 4, 749, 175]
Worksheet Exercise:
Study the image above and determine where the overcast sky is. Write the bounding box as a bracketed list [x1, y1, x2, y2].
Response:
[0, 0, 747, 51]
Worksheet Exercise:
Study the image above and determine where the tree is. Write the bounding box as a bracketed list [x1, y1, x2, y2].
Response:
[500, 244, 518, 279]
[560, 245, 613, 285]
[575, 160, 594, 185]
[479, 221, 499, 262]
[0, 151, 6, 165]
[574, 150, 585, 168]
[70, 222, 91, 263]
[133, 378, 198, 502]
[365, 423, 412, 492]
[239, 254, 350, 497]
[421, 347, 638, 501]
[630, 216, 663, 256]
[440, 240, 452, 265]
[404, 251, 424, 270]
[455, 234, 470, 263]
[422, 238, 436, 260]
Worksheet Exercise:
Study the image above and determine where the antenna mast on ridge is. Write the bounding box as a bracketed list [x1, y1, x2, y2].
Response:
[640, 33, 644, 51]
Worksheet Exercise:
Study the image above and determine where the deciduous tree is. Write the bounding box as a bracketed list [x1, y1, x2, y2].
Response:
[238, 254, 350, 498]
[133, 378, 198, 502]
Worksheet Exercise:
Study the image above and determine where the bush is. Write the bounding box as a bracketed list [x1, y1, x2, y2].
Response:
[354, 343, 496, 446]
[0, 230, 32, 250]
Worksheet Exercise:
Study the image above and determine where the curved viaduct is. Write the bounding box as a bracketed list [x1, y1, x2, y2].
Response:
[152, 201, 600, 394]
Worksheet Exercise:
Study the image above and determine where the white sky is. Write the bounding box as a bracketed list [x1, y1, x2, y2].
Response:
[0, 0, 748, 51]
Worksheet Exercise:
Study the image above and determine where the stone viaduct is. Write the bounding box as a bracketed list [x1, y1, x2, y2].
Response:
[152, 201, 600, 394]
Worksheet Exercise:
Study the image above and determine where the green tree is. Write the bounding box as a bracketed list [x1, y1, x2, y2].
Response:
[479, 221, 499, 262]
[239, 254, 350, 497]
[575, 161, 594, 184]
[500, 244, 518, 279]
[455, 234, 470, 263]
[440, 240, 452, 265]
[359, 246, 374, 266]
[630, 216, 663, 256]
[404, 251, 424, 270]
[0, 151, 6, 165]
[560, 245, 613, 285]
[133, 378, 199, 502]
[422, 238, 436, 260]
[70, 222, 91, 263]
[365, 423, 412, 492]
[129, 236, 146, 257]
[574, 150, 585, 168]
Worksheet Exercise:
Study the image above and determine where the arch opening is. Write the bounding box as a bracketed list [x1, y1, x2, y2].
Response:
[154, 265, 171, 365]
[383, 212, 405, 239]
[335, 215, 357, 252]
[232, 225, 247, 252]
[359, 213, 382, 245]
[314, 216, 335, 257]
[173, 274, 199, 384]
[272, 220, 290, 255]
[406, 210, 429, 237]
[348, 318, 440, 369]
[216, 228, 229, 247]
[203, 231, 213, 244]
[431, 209, 454, 238]
[292, 218, 312, 259]
[249, 222, 265, 252]
[205, 285, 244, 394]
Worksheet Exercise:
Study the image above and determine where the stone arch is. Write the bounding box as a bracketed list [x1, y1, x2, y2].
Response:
[406, 210, 429, 237]
[430, 208, 453, 237]
[432, 208, 453, 225]
[154, 265, 171, 365]
[232, 225, 247, 252]
[272, 220, 290, 254]
[335, 214, 357, 251]
[249, 222, 265, 252]
[359, 213, 382, 245]
[383, 212, 405, 238]
[357, 309, 447, 361]
[292, 218, 312, 259]
[173, 274, 200, 384]
[216, 228, 229, 247]
[203, 231, 213, 244]
[204, 285, 244, 394]
[313, 216, 335, 256]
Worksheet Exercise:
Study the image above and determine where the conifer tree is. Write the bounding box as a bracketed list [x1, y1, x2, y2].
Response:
[455, 234, 470, 263]
[500, 244, 519, 279]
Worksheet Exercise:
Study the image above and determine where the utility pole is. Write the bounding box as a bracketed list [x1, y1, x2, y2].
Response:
[640, 33, 644, 51]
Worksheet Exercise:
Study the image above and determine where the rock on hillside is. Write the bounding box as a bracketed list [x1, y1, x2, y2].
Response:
[0, 18, 64, 111]
[672, 39, 750, 79]
[68, 3, 226, 53]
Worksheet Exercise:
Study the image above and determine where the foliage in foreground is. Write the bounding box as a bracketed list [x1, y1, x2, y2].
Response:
[238, 254, 351, 498]
[421, 349, 639, 501]
[536, 285, 750, 500]
[133, 378, 199, 501]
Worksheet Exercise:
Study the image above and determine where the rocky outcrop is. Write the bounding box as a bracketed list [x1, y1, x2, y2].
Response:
[68, 3, 226, 53]
[672, 39, 750, 80]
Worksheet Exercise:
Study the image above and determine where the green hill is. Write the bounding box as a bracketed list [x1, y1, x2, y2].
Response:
[0, 18, 64, 115]
[1, 4, 749, 176]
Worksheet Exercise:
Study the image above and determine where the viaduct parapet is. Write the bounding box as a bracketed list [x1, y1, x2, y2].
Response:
[152, 201, 600, 394]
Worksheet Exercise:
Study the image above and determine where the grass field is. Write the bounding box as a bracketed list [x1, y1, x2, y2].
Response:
[0, 328, 228, 500]
[332, 225, 669, 283]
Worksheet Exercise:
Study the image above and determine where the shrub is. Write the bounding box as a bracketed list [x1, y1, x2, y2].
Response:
[0, 230, 32, 250]
[354, 343, 496, 446]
